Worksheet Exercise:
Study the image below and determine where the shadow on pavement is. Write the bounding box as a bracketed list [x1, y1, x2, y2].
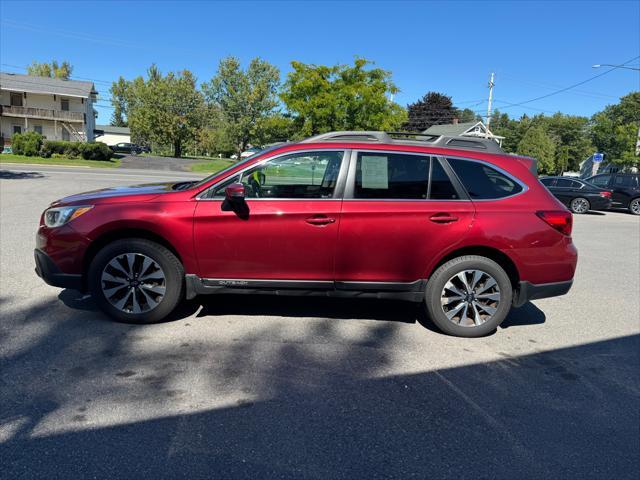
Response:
[0, 170, 45, 179]
[1, 297, 635, 479]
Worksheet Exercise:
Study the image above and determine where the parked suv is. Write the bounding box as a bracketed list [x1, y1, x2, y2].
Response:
[585, 173, 640, 215]
[35, 132, 577, 337]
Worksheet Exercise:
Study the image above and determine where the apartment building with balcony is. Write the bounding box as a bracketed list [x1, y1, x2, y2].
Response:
[0, 72, 98, 145]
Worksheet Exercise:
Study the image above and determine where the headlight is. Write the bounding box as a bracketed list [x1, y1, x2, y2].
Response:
[44, 205, 94, 228]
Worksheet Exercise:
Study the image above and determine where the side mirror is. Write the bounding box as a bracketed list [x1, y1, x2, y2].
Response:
[225, 183, 245, 202]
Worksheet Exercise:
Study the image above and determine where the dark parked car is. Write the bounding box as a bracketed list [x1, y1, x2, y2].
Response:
[35, 131, 577, 338]
[109, 142, 146, 155]
[585, 173, 640, 215]
[539, 176, 612, 214]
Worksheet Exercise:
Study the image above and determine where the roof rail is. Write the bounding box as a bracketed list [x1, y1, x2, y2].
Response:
[299, 131, 504, 154]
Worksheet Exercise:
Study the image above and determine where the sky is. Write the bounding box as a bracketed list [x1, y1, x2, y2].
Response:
[1, 0, 638, 125]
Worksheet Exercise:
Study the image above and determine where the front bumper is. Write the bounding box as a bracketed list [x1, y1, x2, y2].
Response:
[513, 279, 573, 307]
[34, 249, 83, 291]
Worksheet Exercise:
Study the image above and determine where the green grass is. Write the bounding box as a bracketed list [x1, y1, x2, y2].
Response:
[190, 159, 236, 173]
[0, 153, 121, 168]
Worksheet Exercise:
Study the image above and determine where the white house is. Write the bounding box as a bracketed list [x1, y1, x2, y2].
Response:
[423, 119, 504, 146]
[0, 72, 97, 145]
[94, 124, 131, 146]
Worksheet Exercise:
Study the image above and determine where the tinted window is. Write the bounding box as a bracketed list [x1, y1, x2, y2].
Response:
[354, 153, 458, 200]
[589, 175, 611, 187]
[540, 177, 556, 187]
[212, 151, 344, 199]
[614, 175, 638, 187]
[448, 158, 523, 199]
[556, 178, 579, 188]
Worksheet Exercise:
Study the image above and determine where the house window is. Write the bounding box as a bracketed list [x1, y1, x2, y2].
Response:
[34, 125, 43, 135]
[12, 125, 22, 135]
[61, 98, 69, 111]
[10, 92, 23, 107]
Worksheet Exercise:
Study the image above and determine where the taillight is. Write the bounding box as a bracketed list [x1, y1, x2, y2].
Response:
[536, 210, 573, 236]
[599, 191, 612, 198]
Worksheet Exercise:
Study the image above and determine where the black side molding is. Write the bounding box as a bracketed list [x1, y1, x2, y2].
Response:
[513, 280, 573, 307]
[185, 275, 425, 302]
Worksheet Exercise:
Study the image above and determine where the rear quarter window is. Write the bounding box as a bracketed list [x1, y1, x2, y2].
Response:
[447, 158, 523, 199]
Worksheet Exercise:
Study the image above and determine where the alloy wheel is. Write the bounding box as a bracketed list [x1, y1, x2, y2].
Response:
[101, 253, 166, 314]
[630, 198, 640, 215]
[571, 198, 589, 214]
[440, 270, 501, 327]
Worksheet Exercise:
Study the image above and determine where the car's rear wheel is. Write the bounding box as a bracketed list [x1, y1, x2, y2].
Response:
[424, 255, 513, 337]
[570, 197, 590, 214]
[88, 239, 184, 323]
[629, 197, 640, 215]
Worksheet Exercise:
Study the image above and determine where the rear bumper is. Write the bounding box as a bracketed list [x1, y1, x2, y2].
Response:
[513, 279, 573, 307]
[34, 249, 83, 291]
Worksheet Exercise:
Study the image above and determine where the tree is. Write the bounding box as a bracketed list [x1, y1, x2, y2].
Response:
[127, 65, 205, 158]
[27, 60, 73, 80]
[456, 108, 480, 124]
[109, 76, 130, 127]
[544, 113, 593, 172]
[281, 58, 405, 137]
[403, 92, 457, 132]
[517, 126, 556, 174]
[203, 57, 280, 159]
[591, 92, 640, 166]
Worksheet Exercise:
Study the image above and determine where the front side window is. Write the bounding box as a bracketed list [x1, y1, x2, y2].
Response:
[540, 177, 556, 187]
[448, 158, 523, 199]
[354, 152, 458, 200]
[211, 151, 344, 199]
[555, 178, 575, 188]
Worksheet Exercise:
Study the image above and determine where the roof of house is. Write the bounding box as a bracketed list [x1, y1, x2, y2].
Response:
[95, 124, 130, 135]
[0, 72, 96, 98]
[423, 121, 479, 136]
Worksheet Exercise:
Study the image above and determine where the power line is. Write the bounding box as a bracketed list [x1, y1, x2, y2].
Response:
[491, 55, 640, 111]
[1, 63, 113, 86]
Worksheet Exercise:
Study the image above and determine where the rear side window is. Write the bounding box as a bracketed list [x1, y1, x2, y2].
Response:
[448, 158, 523, 199]
[614, 175, 639, 188]
[354, 153, 458, 200]
[556, 178, 582, 188]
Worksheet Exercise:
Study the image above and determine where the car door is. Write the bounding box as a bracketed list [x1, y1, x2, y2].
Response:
[610, 175, 636, 207]
[193, 149, 347, 282]
[552, 178, 578, 206]
[334, 151, 475, 286]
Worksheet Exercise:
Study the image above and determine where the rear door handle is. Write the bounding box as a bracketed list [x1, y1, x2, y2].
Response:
[429, 213, 459, 224]
[305, 215, 336, 226]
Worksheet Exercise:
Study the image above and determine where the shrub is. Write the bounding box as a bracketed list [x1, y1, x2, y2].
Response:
[12, 131, 43, 156]
[79, 142, 113, 161]
[40, 140, 113, 161]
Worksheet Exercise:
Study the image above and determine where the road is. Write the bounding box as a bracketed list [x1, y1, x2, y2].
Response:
[1, 164, 639, 479]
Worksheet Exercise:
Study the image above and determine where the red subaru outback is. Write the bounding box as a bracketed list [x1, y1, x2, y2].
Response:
[35, 132, 577, 337]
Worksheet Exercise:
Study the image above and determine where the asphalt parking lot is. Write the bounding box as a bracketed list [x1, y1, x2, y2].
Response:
[1, 164, 639, 479]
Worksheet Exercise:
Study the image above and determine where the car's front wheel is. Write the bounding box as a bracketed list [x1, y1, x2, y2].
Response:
[424, 255, 513, 337]
[570, 197, 590, 214]
[88, 239, 184, 323]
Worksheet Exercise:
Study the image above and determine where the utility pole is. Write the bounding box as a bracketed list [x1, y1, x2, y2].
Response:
[485, 72, 495, 138]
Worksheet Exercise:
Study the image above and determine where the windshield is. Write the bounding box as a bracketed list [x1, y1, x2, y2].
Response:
[190, 145, 283, 190]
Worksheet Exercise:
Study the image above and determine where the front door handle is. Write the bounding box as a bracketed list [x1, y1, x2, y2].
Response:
[430, 213, 459, 224]
[305, 215, 336, 226]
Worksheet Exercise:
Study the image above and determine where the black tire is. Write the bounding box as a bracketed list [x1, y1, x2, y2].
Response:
[88, 238, 184, 324]
[569, 197, 590, 214]
[629, 197, 640, 215]
[424, 255, 513, 337]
